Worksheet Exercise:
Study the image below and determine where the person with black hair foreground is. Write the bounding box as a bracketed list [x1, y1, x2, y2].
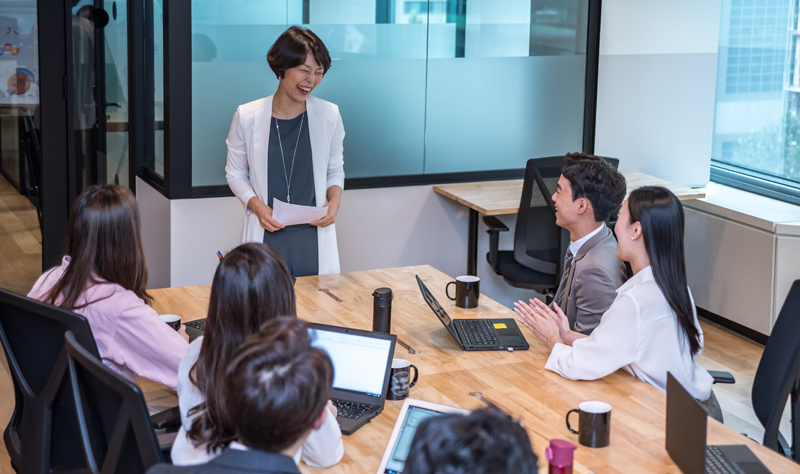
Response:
[403, 409, 538, 474]
[170, 243, 342, 467]
[226, 26, 344, 277]
[149, 318, 335, 474]
[515, 187, 720, 421]
[518, 153, 628, 337]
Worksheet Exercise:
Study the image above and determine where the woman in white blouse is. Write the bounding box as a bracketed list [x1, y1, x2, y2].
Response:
[170, 243, 344, 467]
[515, 186, 720, 420]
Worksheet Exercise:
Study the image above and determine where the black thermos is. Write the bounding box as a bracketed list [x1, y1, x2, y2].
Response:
[372, 287, 393, 333]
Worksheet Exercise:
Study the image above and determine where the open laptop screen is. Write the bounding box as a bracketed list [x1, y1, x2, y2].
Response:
[309, 327, 393, 398]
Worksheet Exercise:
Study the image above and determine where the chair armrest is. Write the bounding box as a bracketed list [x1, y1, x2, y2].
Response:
[151, 406, 182, 432]
[482, 216, 509, 233]
[483, 217, 508, 274]
[708, 370, 736, 384]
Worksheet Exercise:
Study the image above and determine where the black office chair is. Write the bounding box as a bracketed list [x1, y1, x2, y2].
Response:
[484, 156, 620, 301]
[0, 288, 99, 474]
[65, 331, 164, 474]
[751, 280, 800, 459]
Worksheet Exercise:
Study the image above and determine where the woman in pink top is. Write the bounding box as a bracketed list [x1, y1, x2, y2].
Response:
[29, 185, 188, 390]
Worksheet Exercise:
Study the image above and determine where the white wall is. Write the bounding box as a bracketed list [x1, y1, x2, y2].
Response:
[137, 179, 533, 307]
[595, 0, 722, 187]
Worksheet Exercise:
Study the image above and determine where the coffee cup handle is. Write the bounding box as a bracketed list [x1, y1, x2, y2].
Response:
[566, 409, 580, 434]
[445, 281, 457, 301]
[408, 365, 419, 388]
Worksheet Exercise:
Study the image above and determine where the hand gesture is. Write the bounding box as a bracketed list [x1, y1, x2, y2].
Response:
[311, 197, 340, 228]
[249, 197, 285, 232]
[513, 300, 562, 350]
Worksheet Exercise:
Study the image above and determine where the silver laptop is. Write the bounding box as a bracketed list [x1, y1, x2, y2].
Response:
[376, 398, 470, 474]
[308, 322, 397, 435]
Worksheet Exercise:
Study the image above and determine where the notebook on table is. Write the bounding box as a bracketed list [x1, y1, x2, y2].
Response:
[415, 275, 529, 352]
[376, 398, 470, 474]
[666, 372, 771, 474]
[308, 322, 397, 435]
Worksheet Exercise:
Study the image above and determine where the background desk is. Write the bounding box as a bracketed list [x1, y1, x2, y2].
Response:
[433, 173, 706, 275]
[149, 265, 797, 474]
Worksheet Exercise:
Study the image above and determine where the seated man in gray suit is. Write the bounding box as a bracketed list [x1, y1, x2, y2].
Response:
[147, 318, 333, 474]
[518, 153, 627, 337]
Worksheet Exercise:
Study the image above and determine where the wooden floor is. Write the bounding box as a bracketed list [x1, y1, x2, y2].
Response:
[0, 173, 41, 295]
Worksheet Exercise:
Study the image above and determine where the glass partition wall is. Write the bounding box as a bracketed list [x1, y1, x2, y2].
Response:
[144, 0, 598, 197]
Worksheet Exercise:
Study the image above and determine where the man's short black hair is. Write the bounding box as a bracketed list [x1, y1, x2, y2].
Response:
[267, 26, 331, 79]
[221, 317, 333, 453]
[404, 409, 539, 474]
[561, 152, 627, 222]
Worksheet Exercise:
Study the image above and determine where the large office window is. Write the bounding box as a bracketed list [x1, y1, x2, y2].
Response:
[189, 0, 591, 188]
[711, 0, 800, 202]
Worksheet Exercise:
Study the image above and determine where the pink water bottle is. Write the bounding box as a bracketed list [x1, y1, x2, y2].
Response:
[545, 439, 577, 474]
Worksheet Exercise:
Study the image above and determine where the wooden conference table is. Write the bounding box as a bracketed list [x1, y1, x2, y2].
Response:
[149, 265, 797, 474]
[433, 172, 706, 275]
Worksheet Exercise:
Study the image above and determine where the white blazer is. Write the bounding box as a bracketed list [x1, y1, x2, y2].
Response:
[225, 95, 345, 275]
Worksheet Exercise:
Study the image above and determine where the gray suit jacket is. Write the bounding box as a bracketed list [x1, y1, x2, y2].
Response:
[552, 225, 627, 335]
[148, 448, 300, 474]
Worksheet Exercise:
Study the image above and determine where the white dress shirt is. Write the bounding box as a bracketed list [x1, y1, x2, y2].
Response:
[568, 222, 605, 256]
[545, 266, 714, 401]
[170, 337, 344, 467]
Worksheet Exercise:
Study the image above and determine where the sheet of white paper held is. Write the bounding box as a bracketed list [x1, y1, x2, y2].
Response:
[272, 199, 327, 226]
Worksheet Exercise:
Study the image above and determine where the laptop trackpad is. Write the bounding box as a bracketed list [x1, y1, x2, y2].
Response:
[716, 446, 769, 474]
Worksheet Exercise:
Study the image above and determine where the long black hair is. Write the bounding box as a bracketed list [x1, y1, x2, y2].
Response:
[627, 186, 701, 357]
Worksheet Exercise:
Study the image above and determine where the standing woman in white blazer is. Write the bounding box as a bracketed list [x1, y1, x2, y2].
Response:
[226, 26, 344, 276]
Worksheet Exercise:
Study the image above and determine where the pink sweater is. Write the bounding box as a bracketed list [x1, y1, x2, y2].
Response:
[29, 256, 188, 390]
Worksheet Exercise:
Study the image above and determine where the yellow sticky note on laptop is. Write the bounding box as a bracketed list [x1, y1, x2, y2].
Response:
[494, 323, 507, 329]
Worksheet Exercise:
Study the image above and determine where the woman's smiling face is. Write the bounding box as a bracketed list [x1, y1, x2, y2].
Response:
[280, 52, 324, 102]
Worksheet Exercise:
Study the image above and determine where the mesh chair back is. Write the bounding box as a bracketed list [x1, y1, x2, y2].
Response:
[0, 288, 98, 474]
[65, 331, 163, 474]
[752, 280, 800, 453]
[513, 157, 620, 276]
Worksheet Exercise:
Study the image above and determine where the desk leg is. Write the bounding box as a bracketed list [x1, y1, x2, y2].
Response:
[467, 209, 478, 276]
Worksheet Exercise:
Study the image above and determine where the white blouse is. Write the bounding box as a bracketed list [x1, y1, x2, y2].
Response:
[170, 337, 344, 467]
[545, 266, 714, 401]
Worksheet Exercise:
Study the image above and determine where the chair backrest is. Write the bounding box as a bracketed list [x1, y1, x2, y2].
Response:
[752, 280, 800, 454]
[0, 287, 99, 474]
[513, 156, 620, 276]
[65, 331, 163, 474]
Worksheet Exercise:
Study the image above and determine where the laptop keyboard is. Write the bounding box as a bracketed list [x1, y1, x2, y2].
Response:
[706, 446, 739, 474]
[184, 319, 206, 330]
[457, 320, 498, 346]
[331, 400, 373, 420]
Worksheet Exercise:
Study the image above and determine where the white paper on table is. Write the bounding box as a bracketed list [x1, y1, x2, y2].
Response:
[272, 199, 327, 226]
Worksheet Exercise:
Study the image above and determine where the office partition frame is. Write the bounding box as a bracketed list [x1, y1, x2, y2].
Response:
[140, 0, 603, 199]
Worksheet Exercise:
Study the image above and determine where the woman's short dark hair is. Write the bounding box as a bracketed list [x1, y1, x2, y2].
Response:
[561, 152, 627, 222]
[222, 317, 333, 453]
[267, 26, 331, 78]
[404, 408, 538, 474]
[44, 184, 151, 310]
[187, 243, 296, 452]
[627, 186, 701, 357]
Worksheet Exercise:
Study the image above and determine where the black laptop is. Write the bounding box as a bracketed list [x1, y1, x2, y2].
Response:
[415, 275, 528, 352]
[308, 322, 397, 435]
[666, 372, 771, 474]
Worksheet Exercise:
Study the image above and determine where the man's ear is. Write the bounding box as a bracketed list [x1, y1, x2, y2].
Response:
[576, 198, 591, 216]
[312, 407, 328, 431]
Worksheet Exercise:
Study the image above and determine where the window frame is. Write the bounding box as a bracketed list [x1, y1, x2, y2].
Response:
[139, 0, 603, 199]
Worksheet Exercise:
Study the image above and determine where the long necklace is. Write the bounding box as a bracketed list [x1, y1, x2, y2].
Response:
[274, 112, 304, 203]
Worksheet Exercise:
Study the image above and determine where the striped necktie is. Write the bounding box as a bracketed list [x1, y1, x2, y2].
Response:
[555, 249, 574, 309]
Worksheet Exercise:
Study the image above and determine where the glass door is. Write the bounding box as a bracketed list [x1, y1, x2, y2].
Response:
[70, 0, 130, 191]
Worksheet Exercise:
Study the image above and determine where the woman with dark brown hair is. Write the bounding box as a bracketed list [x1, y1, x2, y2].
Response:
[28, 184, 188, 389]
[226, 26, 344, 278]
[170, 243, 343, 467]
